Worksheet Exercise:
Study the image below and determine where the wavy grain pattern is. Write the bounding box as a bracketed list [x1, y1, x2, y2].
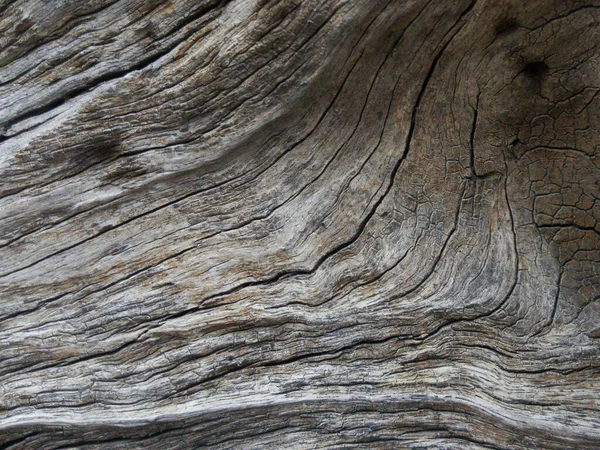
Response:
[1, 0, 599, 448]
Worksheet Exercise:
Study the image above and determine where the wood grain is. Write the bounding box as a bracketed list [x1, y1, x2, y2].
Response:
[1, 0, 599, 448]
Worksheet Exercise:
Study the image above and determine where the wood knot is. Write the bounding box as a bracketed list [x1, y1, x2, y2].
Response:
[495, 17, 519, 35]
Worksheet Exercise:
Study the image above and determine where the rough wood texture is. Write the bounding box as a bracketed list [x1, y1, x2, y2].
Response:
[1, 0, 599, 448]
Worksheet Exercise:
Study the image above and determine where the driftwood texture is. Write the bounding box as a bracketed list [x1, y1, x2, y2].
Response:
[1, 0, 599, 448]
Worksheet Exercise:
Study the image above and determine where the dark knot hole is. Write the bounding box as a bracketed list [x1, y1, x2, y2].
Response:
[523, 61, 549, 79]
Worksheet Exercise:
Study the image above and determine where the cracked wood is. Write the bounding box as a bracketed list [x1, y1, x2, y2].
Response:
[1, 0, 600, 448]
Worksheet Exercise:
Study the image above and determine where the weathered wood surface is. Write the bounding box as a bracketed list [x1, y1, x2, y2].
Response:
[0, 0, 599, 448]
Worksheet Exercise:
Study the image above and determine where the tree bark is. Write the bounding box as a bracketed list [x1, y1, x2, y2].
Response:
[1, 0, 599, 448]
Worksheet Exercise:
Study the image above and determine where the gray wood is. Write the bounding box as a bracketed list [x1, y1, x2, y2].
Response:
[1, 0, 599, 448]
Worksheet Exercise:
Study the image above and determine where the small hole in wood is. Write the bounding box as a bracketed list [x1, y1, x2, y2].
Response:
[523, 61, 549, 80]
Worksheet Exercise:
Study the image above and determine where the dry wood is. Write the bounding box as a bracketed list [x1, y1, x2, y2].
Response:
[1, 0, 599, 448]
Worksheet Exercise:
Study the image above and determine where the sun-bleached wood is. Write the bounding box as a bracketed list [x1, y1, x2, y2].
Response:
[1, 0, 599, 448]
